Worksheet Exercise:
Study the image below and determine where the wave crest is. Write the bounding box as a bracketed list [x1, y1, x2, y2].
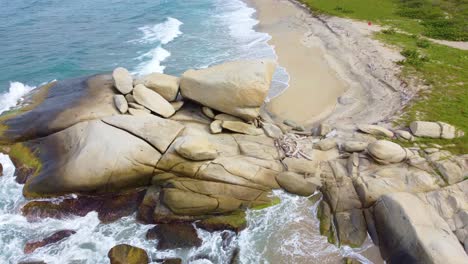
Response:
[0, 82, 35, 115]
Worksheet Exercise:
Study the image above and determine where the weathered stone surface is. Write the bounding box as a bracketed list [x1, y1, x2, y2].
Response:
[113, 94, 128, 114]
[367, 140, 406, 164]
[283, 119, 305, 131]
[133, 84, 175, 118]
[409, 121, 442, 138]
[146, 223, 202, 250]
[180, 60, 276, 121]
[318, 123, 333, 136]
[128, 102, 145, 110]
[315, 138, 337, 151]
[342, 141, 368, 152]
[171, 101, 184, 111]
[128, 107, 151, 116]
[275, 171, 317, 196]
[427, 151, 464, 184]
[354, 165, 440, 207]
[23, 121, 160, 197]
[233, 134, 281, 160]
[125, 94, 136, 103]
[112, 67, 133, 94]
[262, 123, 283, 139]
[24, 230, 76, 254]
[202, 106, 215, 119]
[134, 72, 179, 101]
[221, 121, 263, 136]
[283, 158, 318, 175]
[214, 113, 243, 122]
[395, 130, 414, 141]
[169, 102, 212, 125]
[1, 74, 119, 143]
[195, 210, 247, 233]
[174, 136, 218, 161]
[210, 120, 223, 134]
[357, 124, 394, 138]
[439, 121, 462, 139]
[108, 244, 149, 264]
[102, 114, 184, 153]
[373, 192, 468, 264]
[335, 209, 367, 247]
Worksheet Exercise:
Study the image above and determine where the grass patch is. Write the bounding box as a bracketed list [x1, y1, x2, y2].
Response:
[300, 0, 468, 154]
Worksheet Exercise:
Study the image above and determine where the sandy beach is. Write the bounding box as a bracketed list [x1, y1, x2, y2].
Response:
[249, 0, 346, 126]
[249, 0, 411, 130]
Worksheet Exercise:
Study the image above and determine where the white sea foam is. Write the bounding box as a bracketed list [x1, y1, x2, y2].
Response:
[0, 82, 35, 114]
[133, 17, 183, 75]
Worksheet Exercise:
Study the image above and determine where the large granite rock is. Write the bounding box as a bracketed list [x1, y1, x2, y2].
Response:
[373, 192, 468, 264]
[112, 67, 133, 94]
[23, 120, 161, 197]
[133, 84, 175, 118]
[1, 74, 119, 143]
[180, 60, 276, 121]
[102, 114, 184, 153]
[134, 72, 179, 101]
[275, 171, 317, 196]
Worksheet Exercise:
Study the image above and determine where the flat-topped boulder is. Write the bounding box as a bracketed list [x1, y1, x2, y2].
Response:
[134, 72, 179, 102]
[180, 60, 276, 121]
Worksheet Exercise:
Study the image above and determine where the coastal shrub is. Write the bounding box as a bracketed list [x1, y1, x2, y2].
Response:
[399, 48, 429, 67]
[416, 38, 431, 48]
[382, 28, 397, 35]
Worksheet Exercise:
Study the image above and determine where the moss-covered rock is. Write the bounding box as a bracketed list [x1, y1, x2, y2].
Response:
[107, 244, 149, 264]
[196, 210, 247, 233]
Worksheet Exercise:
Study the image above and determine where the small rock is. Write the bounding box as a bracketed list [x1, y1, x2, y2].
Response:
[0, 162, 3, 177]
[134, 72, 179, 101]
[424, 148, 439, 154]
[357, 124, 394, 138]
[171, 101, 184, 111]
[283, 119, 305, 131]
[133, 84, 175, 118]
[262, 123, 283, 139]
[128, 108, 151, 116]
[210, 120, 223, 134]
[113, 94, 128, 114]
[318, 123, 333, 136]
[315, 138, 337, 151]
[202, 106, 215, 119]
[18, 260, 46, 264]
[221, 121, 263, 135]
[24, 230, 76, 254]
[342, 141, 368, 152]
[275, 171, 318, 196]
[108, 244, 149, 264]
[146, 223, 202, 250]
[410, 121, 441, 138]
[367, 140, 407, 164]
[112, 67, 133, 94]
[174, 136, 218, 161]
[215, 113, 243, 122]
[125, 94, 136, 103]
[128, 102, 145, 110]
[395, 130, 414, 141]
[438, 121, 463, 139]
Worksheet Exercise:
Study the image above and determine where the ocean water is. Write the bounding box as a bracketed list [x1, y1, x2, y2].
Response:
[0, 0, 374, 263]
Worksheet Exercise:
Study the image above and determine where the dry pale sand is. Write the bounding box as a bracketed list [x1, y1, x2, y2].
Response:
[250, 0, 346, 126]
[251, 0, 417, 130]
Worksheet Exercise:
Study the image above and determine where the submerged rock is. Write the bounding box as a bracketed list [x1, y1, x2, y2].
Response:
[108, 244, 149, 264]
[134, 72, 179, 102]
[112, 67, 133, 94]
[133, 84, 175, 118]
[195, 210, 247, 233]
[146, 223, 202, 250]
[180, 60, 276, 121]
[24, 230, 76, 254]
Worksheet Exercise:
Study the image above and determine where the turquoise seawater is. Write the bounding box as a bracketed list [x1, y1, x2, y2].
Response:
[0, 0, 288, 113]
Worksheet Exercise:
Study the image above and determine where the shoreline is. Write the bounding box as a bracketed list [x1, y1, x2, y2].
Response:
[248, 0, 347, 127]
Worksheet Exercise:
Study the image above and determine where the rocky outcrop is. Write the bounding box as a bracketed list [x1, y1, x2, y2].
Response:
[373, 192, 468, 264]
[180, 60, 276, 121]
[108, 244, 149, 264]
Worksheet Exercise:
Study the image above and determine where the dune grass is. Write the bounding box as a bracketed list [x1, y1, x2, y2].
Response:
[299, 0, 468, 153]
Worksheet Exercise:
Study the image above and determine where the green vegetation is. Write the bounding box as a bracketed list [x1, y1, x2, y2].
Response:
[300, 0, 468, 153]
[251, 196, 281, 210]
